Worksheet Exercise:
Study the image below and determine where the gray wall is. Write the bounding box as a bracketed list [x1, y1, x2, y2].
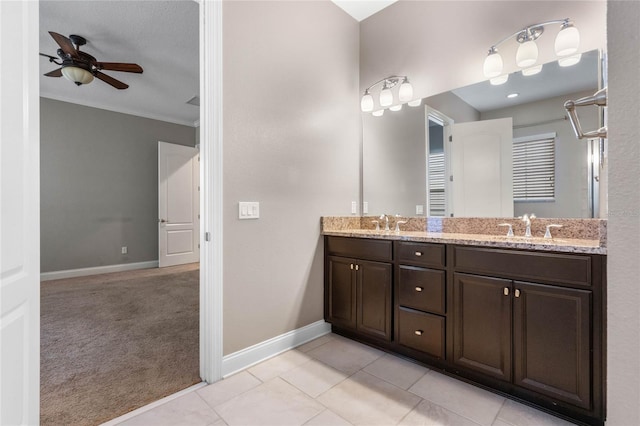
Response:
[222, 1, 360, 355]
[40, 98, 196, 272]
[607, 1, 640, 423]
[481, 89, 598, 218]
[424, 91, 480, 123]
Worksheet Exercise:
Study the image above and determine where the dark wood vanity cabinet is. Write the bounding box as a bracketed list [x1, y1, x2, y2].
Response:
[324, 236, 606, 425]
[325, 237, 392, 341]
[453, 273, 591, 409]
[395, 242, 447, 359]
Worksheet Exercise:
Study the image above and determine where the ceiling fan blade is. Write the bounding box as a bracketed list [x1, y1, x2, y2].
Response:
[95, 71, 129, 90]
[44, 68, 63, 77]
[93, 62, 143, 73]
[48, 31, 79, 59]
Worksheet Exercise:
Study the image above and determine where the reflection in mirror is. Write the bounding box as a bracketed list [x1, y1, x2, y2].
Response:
[362, 49, 603, 219]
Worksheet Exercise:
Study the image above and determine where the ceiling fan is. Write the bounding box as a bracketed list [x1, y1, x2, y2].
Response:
[40, 31, 143, 90]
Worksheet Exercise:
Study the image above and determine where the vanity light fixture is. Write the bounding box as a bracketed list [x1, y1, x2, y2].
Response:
[372, 109, 384, 117]
[483, 18, 580, 79]
[507, 93, 519, 99]
[407, 99, 422, 107]
[360, 75, 413, 112]
[390, 104, 403, 112]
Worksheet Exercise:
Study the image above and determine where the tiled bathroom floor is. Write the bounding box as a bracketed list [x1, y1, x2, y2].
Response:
[114, 333, 575, 426]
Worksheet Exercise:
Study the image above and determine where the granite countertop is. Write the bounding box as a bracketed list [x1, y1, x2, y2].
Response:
[322, 229, 606, 255]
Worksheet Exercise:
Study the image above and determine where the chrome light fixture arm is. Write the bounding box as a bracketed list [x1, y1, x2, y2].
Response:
[487, 18, 571, 52]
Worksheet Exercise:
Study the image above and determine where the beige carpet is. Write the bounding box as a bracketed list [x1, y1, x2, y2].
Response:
[41, 263, 201, 426]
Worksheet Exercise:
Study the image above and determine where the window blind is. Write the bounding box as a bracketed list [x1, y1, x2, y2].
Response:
[428, 152, 445, 216]
[513, 135, 555, 201]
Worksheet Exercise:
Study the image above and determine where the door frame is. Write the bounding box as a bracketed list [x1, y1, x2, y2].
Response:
[198, 0, 223, 383]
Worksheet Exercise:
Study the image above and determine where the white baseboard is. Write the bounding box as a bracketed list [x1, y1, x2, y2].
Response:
[41, 260, 159, 281]
[222, 320, 331, 377]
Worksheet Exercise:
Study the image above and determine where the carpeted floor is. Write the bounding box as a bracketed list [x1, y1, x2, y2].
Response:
[40, 263, 201, 426]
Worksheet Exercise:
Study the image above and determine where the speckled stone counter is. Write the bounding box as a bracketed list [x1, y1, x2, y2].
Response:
[321, 216, 607, 255]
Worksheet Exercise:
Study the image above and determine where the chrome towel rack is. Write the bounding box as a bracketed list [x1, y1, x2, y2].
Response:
[564, 87, 607, 139]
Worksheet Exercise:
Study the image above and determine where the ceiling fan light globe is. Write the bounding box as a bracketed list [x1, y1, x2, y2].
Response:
[61, 66, 94, 85]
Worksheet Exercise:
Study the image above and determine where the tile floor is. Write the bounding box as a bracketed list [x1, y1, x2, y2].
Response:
[115, 333, 575, 426]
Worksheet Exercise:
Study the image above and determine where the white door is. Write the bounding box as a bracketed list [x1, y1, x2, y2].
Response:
[0, 1, 40, 424]
[158, 142, 200, 267]
[451, 118, 513, 217]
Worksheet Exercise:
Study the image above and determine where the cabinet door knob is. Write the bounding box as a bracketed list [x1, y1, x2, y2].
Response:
[515, 289, 521, 298]
[415, 286, 423, 292]
[415, 251, 423, 257]
[414, 330, 423, 336]
[350, 264, 354, 270]
[503, 287, 510, 296]
[355, 264, 359, 271]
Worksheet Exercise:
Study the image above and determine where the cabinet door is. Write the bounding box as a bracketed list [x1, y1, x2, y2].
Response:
[357, 260, 392, 341]
[513, 282, 591, 409]
[453, 273, 512, 381]
[327, 256, 356, 330]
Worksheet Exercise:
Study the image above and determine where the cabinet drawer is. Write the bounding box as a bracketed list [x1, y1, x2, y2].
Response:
[396, 242, 445, 268]
[398, 266, 445, 315]
[397, 307, 445, 359]
[453, 246, 591, 287]
[326, 236, 392, 262]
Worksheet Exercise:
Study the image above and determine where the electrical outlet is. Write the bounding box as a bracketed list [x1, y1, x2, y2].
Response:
[416, 205, 424, 215]
[121, 246, 128, 254]
[351, 201, 357, 214]
[363, 201, 369, 214]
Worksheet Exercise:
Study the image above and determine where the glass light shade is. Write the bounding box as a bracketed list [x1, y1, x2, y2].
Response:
[61, 66, 94, 85]
[555, 26, 580, 57]
[483, 52, 503, 78]
[522, 64, 543, 76]
[372, 109, 384, 117]
[398, 81, 413, 102]
[390, 104, 402, 112]
[408, 99, 422, 107]
[360, 93, 374, 112]
[559, 53, 582, 67]
[379, 87, 393, 107]
[490, 74, 509, 85]
[516, 40, 538, 68]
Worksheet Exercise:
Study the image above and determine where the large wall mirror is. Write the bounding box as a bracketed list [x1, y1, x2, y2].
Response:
[362, 49, 604, 219]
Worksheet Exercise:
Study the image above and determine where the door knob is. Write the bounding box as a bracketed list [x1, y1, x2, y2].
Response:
[159, 219, 167, 223]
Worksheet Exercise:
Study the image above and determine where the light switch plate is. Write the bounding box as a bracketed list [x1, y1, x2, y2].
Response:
[351, 201, 357, 214]
[239, 202, 260, 219]
[363, 201, 369, 214]
[416, 205, 424, 215]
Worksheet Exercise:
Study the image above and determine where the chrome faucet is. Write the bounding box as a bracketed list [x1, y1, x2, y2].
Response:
[379, 214, 390, 232]
[520, 213, 536, 237]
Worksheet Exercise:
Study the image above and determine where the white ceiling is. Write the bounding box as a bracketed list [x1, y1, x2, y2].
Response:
[452, 50, 599, 112]
[331, 0, 397, 21]
[39, 0, 199, 127]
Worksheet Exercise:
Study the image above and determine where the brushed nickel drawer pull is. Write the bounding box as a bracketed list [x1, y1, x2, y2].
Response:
[350, 264, 354, 270]
[504, 287, 510, 296]
[415, 251, 423, 257]
[355, 265, 359, 271]
[415, 286, 423, 292]
[414, 330, 424, 336]
[515, 289, 521, 298]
